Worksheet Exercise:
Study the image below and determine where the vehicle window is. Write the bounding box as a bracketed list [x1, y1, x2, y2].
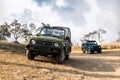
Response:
[40, 27, 65, 37]
[88, 42, 97, 45]
[65, 29, 71, 38]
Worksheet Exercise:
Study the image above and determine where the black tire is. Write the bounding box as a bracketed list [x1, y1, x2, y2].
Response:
[83, 51, 86, 54]
[65, 55, 69, 60]
[26, 50, 35, 60]
[52, 55, 57, 58]
[57, 49, 65, 64]
[82, 48, 85, 54]
[91, 51, 94, 54]
[98, 46, 102, 54]
[87, 49, 91, 54]
[98, 50, 101, 54]
[89, 51, 92, 54]
[65, 48, 70, 60]
[87, 50, 89, 54]
[87, 49, 93, 54]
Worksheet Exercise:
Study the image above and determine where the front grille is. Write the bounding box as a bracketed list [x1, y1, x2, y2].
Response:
[35, 46, 50, 51]
[93, 46, 99, 50]
[36, 41, 53, 46]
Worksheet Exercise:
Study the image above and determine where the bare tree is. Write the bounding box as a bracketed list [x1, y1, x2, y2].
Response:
[91, 31, 97, 40]
[9, 20, 24, 42]
[0, 22, 11, 40]
[35, 23, 48, 36]
[29, 23, 36, 33]
[41, 22, 46, 27]
[97, 28, 106, 44]
[83, 31, 97, 41]
[83, 34, 90, 40]
[88, 32, 94, 40]
[83, 28, 106, 44]
[22, 23, 36, 41]
[116, 31, 120, 42]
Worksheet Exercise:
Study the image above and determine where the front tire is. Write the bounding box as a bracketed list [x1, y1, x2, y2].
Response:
[57, 49, 65, 64]
[87, 49, 93, 54]
[26, 50, 35, 60]
[98, 49, 101, 54]
[65, 55, 69, 60]
[82, 48, 85, 54]
[83, 50, 86, 54]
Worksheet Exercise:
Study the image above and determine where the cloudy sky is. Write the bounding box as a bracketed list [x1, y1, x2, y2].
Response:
[0, 0, 120, 43]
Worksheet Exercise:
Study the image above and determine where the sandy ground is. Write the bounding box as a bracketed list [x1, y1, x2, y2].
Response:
[0, 46, 120, 80]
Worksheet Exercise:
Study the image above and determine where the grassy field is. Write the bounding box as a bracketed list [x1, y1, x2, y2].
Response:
[0, 40, 26, 55]
[72, 42, 120, 52]
[101, 42, 120, 49]
[0, 40, 120, 80]
[0, 40, 120, 52]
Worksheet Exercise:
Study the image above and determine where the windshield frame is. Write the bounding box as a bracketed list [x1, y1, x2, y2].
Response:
[39, 27, 66, 38]
[87, 41, 97, 46]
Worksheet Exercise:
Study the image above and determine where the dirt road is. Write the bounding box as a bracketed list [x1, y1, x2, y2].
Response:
[0, 47, 120, 80]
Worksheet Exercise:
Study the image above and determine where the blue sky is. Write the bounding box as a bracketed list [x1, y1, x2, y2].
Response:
[0, 0, 120, 43]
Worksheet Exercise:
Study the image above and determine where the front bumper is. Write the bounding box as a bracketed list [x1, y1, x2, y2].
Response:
[25, 44, 61, 55]
[90, 47, 101, 51]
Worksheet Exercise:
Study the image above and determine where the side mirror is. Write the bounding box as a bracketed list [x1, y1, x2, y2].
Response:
[65, 36, 70, 41]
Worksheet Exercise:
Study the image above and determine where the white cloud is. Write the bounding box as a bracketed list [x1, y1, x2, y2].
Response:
[84, 0, 119, 42]
[0, 0, 63, 25]
[85, 0, 119, 28]
[0, 0, 120, 43]
[0, 1, 4, 17]
[56, 0, 67, 7]
[0, 0, 70, 42]
[0, 0, 37, 23]
[31, 5, 63, 26]
[3, 0, 37, 14]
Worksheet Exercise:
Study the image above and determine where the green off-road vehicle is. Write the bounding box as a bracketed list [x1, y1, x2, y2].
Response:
[81, 40, 102, 54]
[26, 26, 72, 64]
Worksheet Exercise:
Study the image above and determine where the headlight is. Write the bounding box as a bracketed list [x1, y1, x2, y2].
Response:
[31, 40, 36, 44]
[54, 43, 59, 47]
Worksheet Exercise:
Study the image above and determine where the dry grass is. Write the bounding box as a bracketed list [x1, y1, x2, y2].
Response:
[72, 45, 81, 52]
[72, 42, 120, 51]
[0, 40, 120, 53]
[0, 40, 26, 55]
[0, 40, 120, 80]
[101, 42, 120, 49]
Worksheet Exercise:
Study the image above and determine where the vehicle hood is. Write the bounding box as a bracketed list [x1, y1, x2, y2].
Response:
[31, 36, 64, 42]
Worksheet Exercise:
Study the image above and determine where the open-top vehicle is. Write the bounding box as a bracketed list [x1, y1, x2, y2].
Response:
[26, 26, 72, 64]
[81, 40, 102, 54]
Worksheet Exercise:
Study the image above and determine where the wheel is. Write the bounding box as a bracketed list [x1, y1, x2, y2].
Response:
[65, 48, 70, 60]
[89, 51, 93, 54]
[52, 55, 57, 58]
[87, 49, 93, 54]
[57, 49, 65, 64]
[97, 50, 101, 54]
[91, 51, 94, 54]
[87, 49, 91, 54]
[98, 46, 102, 54]
[26, 50, 35, 60]
[82, 48, 86, 54]
[65, 55, 69, 60]
[83, 50, 86, 53]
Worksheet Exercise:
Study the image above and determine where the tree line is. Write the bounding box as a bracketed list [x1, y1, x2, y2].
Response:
[117, 31, 120, 42]
[0, 20, 43, 42]
[82, 28, 106, 44]
[0, 19, 120, 43]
